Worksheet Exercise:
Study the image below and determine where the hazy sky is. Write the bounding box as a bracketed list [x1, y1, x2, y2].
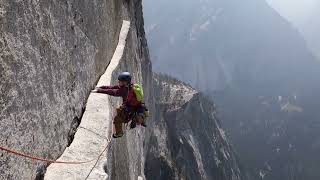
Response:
[266, 0, 318, 25]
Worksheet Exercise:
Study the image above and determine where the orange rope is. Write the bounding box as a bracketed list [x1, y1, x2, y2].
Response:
[0, 139, 111, 164]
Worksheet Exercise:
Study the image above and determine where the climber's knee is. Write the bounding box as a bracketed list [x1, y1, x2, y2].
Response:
[114, 122, 123, 135]
[114, 107, 126, 124]
[114, 115, 123, 124]
[135, 114, 143, 125]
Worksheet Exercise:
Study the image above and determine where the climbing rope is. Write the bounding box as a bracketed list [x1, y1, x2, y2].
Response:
[0, 140, 111, 165]
[84, 137, 113, 180]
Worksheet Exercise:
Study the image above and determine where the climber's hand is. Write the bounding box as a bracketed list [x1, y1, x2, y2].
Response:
[91, 86, 101, 93]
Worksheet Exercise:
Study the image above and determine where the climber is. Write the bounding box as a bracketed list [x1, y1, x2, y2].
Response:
[92, 72, 148, 138]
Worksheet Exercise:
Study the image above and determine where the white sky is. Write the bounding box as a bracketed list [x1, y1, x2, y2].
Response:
[266, 0, 318, 25]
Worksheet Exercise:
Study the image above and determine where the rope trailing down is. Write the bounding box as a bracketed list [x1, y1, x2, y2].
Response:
[0, 138, 112, 164]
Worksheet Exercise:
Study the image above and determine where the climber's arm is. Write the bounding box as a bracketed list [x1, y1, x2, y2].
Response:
[98, 85, 120, 89]
[94, 87, 122, 97]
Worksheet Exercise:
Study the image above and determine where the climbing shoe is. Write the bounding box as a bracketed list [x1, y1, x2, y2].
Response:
[141, 122, 147, 127]
[130, 120, 136, 129]
[112, 132, 124, 138]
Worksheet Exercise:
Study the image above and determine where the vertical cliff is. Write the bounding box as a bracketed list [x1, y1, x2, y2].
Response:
[103, 0, 153, 179]
[145, 73, 246, 180]
[0, 0, 151, 179]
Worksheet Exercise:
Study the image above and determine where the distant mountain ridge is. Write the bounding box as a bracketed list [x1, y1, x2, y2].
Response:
[267, 0, 320, 59]
[144, 0, 319, 93]
[144, 0, 320, 179]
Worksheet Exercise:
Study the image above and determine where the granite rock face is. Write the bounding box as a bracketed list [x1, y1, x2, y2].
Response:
[0, 0, 148, 179]
[44, 20, 131, 180]
[145, 73, 246, 180]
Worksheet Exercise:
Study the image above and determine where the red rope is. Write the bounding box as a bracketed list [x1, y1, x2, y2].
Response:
[0, 140, 110, 164]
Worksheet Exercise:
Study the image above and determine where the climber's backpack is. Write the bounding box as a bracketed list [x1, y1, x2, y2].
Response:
[132, 84, 143, 102]
[127, 84, 149, 129]
[126, 84, 144, 107]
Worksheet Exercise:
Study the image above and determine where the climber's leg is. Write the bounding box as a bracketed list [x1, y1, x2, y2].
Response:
[136, 114, 143, 125]
[113, 107, 126, 138]
[137, 106, 147, 127]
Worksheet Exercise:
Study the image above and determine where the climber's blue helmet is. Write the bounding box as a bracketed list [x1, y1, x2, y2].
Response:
[118, 72, 132, 82]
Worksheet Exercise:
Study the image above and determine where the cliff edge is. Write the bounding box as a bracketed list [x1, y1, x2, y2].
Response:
[145, 73, 246, 180]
